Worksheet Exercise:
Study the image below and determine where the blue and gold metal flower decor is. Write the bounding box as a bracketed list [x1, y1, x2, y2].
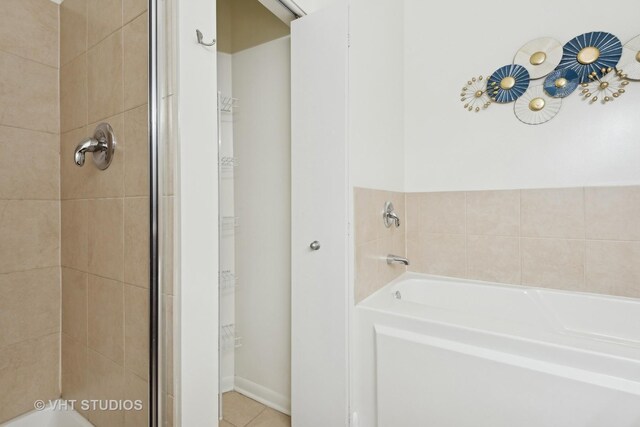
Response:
[462, 30, 636, 125]
[556, 32, 623, 83]
[543, 69, 580, 98]
[487, 65, 530, 103]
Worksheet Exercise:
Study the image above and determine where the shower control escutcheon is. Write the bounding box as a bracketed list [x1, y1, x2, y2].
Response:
[383, 201, 401, 228]
[74, 123, 117, 170]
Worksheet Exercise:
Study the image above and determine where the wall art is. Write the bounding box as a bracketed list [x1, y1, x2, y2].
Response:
[462, 31, 636, 124]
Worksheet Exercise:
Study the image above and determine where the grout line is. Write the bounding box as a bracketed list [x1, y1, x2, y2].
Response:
[0, 331, 60, 351]
[61, 102, 148, 137]
[243, 407, 267, 427]
[0, 47, 58, 70]
[59, 8, 148, 69]
[0, 264, 60, 277]
[0, 122, 59, 136]
[0, 198, 62, 202]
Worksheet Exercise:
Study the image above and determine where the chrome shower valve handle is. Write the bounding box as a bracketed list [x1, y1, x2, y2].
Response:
[74, 123, 117, 170]
[383, 201, 401, 228]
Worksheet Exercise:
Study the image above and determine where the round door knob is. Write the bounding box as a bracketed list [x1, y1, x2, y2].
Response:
[309, 241, 321, 251]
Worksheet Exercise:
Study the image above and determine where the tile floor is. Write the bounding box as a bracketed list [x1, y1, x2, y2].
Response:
[220, 392, 291, 427]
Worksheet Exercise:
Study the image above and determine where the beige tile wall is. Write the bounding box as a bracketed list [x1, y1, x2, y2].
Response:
[355, 186, 640, 303]
[59, 0, 149, 425]
[406, 186, 640, 299]
[354, 188, 406, 303]
[0, 0, 60, 422]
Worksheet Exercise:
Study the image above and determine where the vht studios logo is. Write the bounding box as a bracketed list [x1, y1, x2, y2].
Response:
[34, 399, 144, 412]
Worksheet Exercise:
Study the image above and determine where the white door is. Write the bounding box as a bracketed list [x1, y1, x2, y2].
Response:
[291, 4, 350, 427]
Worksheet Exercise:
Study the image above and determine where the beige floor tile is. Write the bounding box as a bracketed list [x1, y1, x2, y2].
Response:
[222, 392, 265, 427]
[219, 420, 235, 427]
[246, 408, 291, 427]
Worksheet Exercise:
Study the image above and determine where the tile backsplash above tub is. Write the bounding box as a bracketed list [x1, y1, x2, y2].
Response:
[354, 188, 406, 303]
[354, 186, 640, 303]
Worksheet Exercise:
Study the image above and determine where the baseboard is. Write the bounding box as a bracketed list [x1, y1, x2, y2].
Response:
[233, 376, 291, 415]
[221, 376, 234, 393]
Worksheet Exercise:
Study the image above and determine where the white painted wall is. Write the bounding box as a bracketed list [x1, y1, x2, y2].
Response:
[404, 0, 640, 192]
[232, 37, 292, 413]
[349, 0, 405, 192]
[217, 52, 236, 393]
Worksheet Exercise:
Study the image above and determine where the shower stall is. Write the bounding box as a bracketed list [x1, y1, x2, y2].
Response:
[0, 0, 176, 425]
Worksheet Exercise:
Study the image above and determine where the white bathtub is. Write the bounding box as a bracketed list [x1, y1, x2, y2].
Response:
[353, 273, 640, 427]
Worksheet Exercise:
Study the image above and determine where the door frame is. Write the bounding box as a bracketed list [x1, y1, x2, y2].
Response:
[175, 0, 220, 425]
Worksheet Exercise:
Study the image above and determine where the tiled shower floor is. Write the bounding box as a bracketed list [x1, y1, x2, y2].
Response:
[220, 392, 290, 427]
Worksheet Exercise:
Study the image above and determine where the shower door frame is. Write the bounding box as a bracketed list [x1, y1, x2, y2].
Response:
[149, 0, 160, 425]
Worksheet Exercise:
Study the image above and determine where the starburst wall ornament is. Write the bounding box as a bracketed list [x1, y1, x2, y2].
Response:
[580, 67, 630, 104]
[460, 75, 492, 112]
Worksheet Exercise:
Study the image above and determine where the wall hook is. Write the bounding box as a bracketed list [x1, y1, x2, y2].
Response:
[196, 29, 216, 47]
